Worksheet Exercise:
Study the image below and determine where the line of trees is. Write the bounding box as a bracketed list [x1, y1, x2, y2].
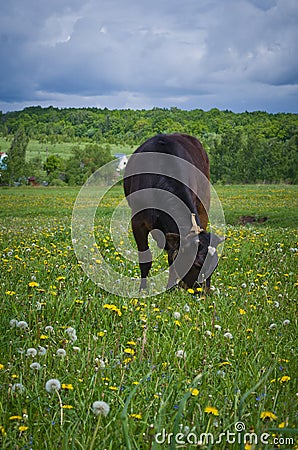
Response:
[0, 106, 297, 184]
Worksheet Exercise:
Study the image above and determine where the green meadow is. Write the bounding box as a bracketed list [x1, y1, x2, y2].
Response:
[0, 184, 297, 449]
[0, 137, 134, 162]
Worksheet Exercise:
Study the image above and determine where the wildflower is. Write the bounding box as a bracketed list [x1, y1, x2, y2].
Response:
[204, 406, 219, 416]
[183, 304, 190, 312]
[28, 281, 39, 287]
[239, 309, 246, 315]
[91, 401, 110, 417]
[260, 411, 277, 421]
[124, 348, 135, 355]
[17, 321, 28, 330]
[45, 326, 54, 333]
[282, 319, 290, 326]
[279, 376, 290, 383]
[173, 311, 181, 320]
[45, 379, 61, 393]
[9, 416, 22, 420]
[129, 413, 142, 419]
[224, 332, 233, 339]
[214, 324, 221, 331]
[187, 288, 195, 294]
[0, 364, 4, 370]
[190, 388, 199, 396]
[62, 383, 74, 390]
[72, 346, 81, 352]
[205, 330, 212, 337]
[56, 349, 66, 357]
[0, 425, 6, 436]
[26, 348, 37, 357]
[62, 405, 74, 409]
[11, 383, 25, 394]
[30, 362, 41, 370]
[176, 349, 186, 359]
[10, 319, 18, 327]
[38, 346, 47, 355]
[269, 323, 277, 330]
[19, 426, 29, 432]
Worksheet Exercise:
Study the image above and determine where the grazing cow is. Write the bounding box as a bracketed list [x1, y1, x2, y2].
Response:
[124, 133, 224, 291]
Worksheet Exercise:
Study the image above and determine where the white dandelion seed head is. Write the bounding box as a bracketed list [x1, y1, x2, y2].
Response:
[36, 302, 42, 310]
[11, 383, 25, 394]
[92, 401, 110, 417]
[283, 319, 290, 326]
[173, 311, 181, 320]
[214, 324, 222, 331]
[224, 332, 233, 339]
[183, 304, 190, 312]
[66, 327, 76, 336]
[269, 323, 277, 330]
[38, 346, 47, 355]
[175, 349, 186, 359]
[205, 330, 212, 337]
[274, 301, 280, 308]
[30, 362, 41, 370]
[17, 321, 28, 329]
[10, 319, 18, 327]
[241, 283, 247, 288]
[56, 349, 66, 357]
[26, 348, 37, 357]
[72, 346, 81, 352]
[45, 326, 54, 333]
[45, 379, 61, 393]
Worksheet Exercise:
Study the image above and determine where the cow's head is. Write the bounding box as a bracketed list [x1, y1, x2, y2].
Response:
[166, 215, 224, 289]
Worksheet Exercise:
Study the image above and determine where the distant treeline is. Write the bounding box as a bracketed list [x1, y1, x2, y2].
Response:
[1, 106, 297, 184]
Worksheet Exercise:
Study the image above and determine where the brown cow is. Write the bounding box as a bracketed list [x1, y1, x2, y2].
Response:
[124, 133, 223, 291]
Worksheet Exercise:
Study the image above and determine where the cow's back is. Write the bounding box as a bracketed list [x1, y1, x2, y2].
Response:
[124, 133, 210, 229]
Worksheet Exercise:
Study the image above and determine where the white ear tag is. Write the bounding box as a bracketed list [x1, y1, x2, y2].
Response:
[208, 246, 216, 256]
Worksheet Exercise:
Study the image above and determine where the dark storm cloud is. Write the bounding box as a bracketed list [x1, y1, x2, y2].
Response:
[0, 0, 297, 112]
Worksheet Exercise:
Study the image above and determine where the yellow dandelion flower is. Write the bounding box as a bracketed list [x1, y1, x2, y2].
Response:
[239, 309, 246, 315]
[260, 411, 277, 421]
[28, 281, 39, 287]
[278, 422, 286, 428]
[0, 426, 6, 436]
[278, 376, 290, 383]
[124, 348, 135, 355]
[127, 341, 136, 346]
[62, 405, 74, 409]
[9, 416, 22, 420]
[190, 388, 199, 396]
[109, 386, 118, 391]
[123, 357, 133, 364]
[219, 361, 232, 367]
[98, 331, 106, 337]
[129, 413, 142, 419]
[132, 381, 139, 385]
[0, 364, 4, 370]
[18, 426, 29, 432]
[187, 288, 195, 294]
[62, 383, 74, 390]
[204, 406, 219, 416]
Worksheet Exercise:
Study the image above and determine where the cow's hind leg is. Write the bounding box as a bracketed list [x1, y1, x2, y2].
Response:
[132, 219, 152, 290]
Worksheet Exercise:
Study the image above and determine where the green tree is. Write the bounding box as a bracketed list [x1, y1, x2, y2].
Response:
[6, 127, 29, 185]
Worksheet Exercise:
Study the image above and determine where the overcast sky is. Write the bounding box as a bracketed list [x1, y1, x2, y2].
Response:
[0, 0, 297, 113]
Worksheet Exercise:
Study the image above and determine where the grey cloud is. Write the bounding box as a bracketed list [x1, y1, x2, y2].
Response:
[0, 0, 297, 112]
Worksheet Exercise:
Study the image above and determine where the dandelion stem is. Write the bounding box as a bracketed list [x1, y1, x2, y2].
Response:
[89, 415, 101, 450]
[55, 389, 63, 427]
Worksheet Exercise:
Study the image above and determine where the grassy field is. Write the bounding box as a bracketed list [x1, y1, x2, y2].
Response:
[0, 137, 135, 162]
[0, 185, 297, 449]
